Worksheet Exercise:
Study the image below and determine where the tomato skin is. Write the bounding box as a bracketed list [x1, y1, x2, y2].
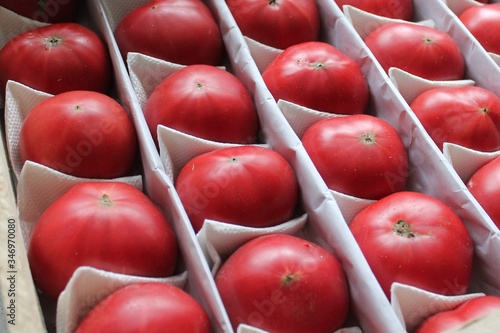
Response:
[364, 23, 465, 81]
[0, 23, 111, 95]
[175, 146, 299, 233]
[28, 182, 178, 300]
[114, 0, 223, 66]
[350, 191, 474, 298]
[459, 3, 500, 55]
[144, 65, 259, 144]
[75, 282, 212, 333]
[215, 234, 350, 333]
[410, 86, 500, 152]
[415, 296, 500, 333]
[0, 0, 80, 23]
[262, 41, 369, 115]
[467, 156, 500, 228]
[19, 90, 138, 179]
[226, 0, 320, 49]
[302, 114, 408, 200]
[335, 0, 414, 20]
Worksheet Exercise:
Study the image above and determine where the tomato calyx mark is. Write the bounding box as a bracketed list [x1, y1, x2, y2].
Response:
[422, 36, 434, 44]
[359, 131, 376, 145]
[45, 35, 64, 48]
[281, 272, 300, 287]
[269, 0, 279, 6]
[478, 107, 490, 115]
[309, 61, 326, 69]
[98, 194, 114, 208]
[195, 81, 204, 89]
[393, 220, 416, 238]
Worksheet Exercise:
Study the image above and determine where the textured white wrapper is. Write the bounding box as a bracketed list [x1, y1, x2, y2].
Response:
[56, 267, 188, 333]
[390, 283, 484, 332]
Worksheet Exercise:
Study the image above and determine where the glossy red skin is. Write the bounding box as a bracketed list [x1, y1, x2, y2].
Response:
[144, 65, 259, 144]
[459, 3, 500, 55]
[114, 0, 223, 66]
[215, 234, 350, 333]
[262, 41, 369, 114]
[75, 282, 212, 333]
[0, 23, 111, 95]
[175, 146, 299, 232]
[302, 114, 408, 200]
[226, 0, 320, 49]
[19, 90, 138, 179]
[415, 296, 500, 333]
[364, 23, 465, 81]
[0, 0, 80, 22]
[28, 182, 178, 300]
[467, 156, 500, 228]
[335, 0, 413, 20]
[350, 191, 474, 299]
[410, 86, 500, 152]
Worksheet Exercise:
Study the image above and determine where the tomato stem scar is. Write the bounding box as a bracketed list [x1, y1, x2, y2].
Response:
[393, 220, 416, 238]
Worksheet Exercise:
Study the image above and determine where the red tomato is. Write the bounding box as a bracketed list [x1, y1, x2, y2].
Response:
[0, 0, 80, 23]
[175, 146, 299, 232]
[0, 23, 111, 95]
[415, 296, 500, 333]
[302, 114, 408, 200]
[410, 86, 500, 152]
[364, 23, 465, 81]
[459, 3, 500, 55]
[262, 41, 369, 115]
[28, 182, 178, 300]
[144, 65, 259, 144]
[225, 0, 320, 49]
[19, 90, 138, 179]
[467, 156, 500, 229]
[215, 234, 350, 333]
[114, 0, 223, 66]
[75, 282, 212, 333]
[350, 191, 474, 298]
[335, 0, 413, 20]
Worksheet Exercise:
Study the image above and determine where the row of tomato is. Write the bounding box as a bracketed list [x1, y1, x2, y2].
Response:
[1, 0, 500, 332]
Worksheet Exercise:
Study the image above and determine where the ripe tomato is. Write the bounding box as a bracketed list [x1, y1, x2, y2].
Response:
[175, 146, 299, 233]
[415, 296, 500, 333]
[19, 90, 138, 179]
[225, 0, 320, 49]
[364, 23, 465, 81]
[350, 191, 474, 298]
[467, 156, 500, 229]
[114, 0, 223, 66]
[334, 0, 414, 20]
[144, 65, 259, 145]
[459, 3, 500, 55]
[0, 0, 80, 23]
[0, 23, 111, 95]
[262, 41, 369, 115]
[301, 114, 408, 200]
[215, 234, 350, 333]
[28, 182, 178, 300]
[410, 86, 500, 152]
[75, 282, 212, 333]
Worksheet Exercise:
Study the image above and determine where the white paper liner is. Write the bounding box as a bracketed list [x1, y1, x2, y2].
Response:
[444, 0, 483, 17]
[390, 283, 484, 332]
[243, 36, 282, 73]
[343, 5, 435, 40]
[56, 267, 188, 333]
[443, 143, 500, 184]
[16, 161, 143, 248]
[389, 67, 476, 105]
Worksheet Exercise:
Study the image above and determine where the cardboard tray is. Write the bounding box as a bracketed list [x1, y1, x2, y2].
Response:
[1, 0, 500, 332]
